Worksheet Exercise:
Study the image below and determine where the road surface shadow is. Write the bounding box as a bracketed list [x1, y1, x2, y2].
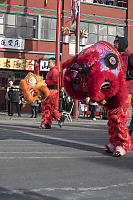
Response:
[0, 187, 60, 200]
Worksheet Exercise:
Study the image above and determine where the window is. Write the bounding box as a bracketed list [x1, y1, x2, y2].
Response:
[81, 0, 93, 2]
[0, 25, 4, 35]
[79, 22, 125, 45]
[0, 14, 4, 35]
[1, 13, 37, 38]
[41, 17, 56, 40]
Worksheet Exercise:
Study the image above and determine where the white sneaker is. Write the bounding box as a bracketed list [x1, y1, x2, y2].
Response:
[92, 118, 96, 120]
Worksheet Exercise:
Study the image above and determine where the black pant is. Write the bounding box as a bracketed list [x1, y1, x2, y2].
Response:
[31, 106, 38, 117]
[8, 101, 21, 116]
[89, 105, 97, 118]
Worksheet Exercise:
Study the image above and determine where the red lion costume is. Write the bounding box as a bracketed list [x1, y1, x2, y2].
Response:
[62, 41, 132, 157]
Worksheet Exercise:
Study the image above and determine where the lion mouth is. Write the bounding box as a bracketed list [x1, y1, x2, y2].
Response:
[30, 89, 36, 97]
[101, 81, 111, 90]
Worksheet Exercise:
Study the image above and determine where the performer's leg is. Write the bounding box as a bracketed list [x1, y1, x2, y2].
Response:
[16, 103, 21, 117]
[107, 96, 132, 156]
[41, 90, 62, 129]
[11, 102, 14, 116]
[8, 100, 12, 116]
[30, 106, 34, 118]
[34, 106, 38, 118]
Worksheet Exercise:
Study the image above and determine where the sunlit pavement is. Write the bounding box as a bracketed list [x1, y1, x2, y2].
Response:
[0, 113, 133, 200]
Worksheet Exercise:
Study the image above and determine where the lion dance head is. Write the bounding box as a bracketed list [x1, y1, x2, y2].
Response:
[63, 41, 128, 110]
[19, 72, 50, 103]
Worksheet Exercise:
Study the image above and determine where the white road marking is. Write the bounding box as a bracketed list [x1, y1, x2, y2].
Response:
[0, 182, 133, 194]
[0, 124, 107, 132]
[0, 127, 104, 149]
[31, 181, 133, 192]
[0, 155, 110, 159]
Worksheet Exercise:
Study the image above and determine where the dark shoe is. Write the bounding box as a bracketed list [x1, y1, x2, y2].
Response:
[113, 151, 121, 157]
[58, 120, 63, 128]
[30, 115, 34, 118]
[45, 123, 51, 129]
[58, 115, 65, 128]
[34, 116, 37, 118]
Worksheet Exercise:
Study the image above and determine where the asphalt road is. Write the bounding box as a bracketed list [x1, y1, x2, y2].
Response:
[0, 117, 133, 200]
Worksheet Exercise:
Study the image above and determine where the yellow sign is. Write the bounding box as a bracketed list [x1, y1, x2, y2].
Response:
[0, 58, 34, 71]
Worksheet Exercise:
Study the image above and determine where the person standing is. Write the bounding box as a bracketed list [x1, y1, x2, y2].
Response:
[30, 100, 39, 118]
[89, 100, 98, 120]
[7, 81, 21, 117]
[114, 35, 130, 74]
[114, 35, 133, 136]
[6, 81, 14, 116]
[41, 58, 62, 129]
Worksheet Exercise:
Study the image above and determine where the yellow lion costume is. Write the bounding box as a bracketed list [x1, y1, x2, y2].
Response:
[19, 72, 50, 103]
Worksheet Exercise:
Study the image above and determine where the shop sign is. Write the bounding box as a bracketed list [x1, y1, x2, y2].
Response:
[44, 54, 55, 59]
[40, 60, 49, 71]
[0, 58, 34, 71]
[0, 37, 25, 50]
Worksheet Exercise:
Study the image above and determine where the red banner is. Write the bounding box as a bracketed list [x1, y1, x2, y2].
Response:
[71, 0, 80, 24]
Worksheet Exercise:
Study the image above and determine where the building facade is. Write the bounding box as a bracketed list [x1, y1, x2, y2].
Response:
[0, 0, 132, 111]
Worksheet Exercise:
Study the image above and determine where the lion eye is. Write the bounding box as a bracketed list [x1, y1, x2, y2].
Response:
[104, 53, 118, 69]
[27, 77, 36, 86]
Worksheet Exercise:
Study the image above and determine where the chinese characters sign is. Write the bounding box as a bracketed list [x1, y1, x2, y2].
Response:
[0, 37, 25, 50]
[0, 58, 34, 71]
[40, 60, 49, 71]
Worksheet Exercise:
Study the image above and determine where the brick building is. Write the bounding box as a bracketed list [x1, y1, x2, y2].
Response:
[0, 0, 132, 111]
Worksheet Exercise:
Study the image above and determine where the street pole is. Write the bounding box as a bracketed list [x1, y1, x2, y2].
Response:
[73, 2, 80, 119]
[56, 0, 62, 110]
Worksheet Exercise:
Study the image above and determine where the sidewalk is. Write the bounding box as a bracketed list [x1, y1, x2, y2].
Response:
[0, 111, 107, 122]
[0, 111, 131, 125]
[0, 111, 42, 121]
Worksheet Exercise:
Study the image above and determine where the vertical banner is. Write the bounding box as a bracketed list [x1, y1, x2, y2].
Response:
[71, 0, 80, 24]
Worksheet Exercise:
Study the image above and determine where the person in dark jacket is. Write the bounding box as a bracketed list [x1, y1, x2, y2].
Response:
[114, 36, 133, 135]
[8, 82, 21, 117]
[114, 35, 131, 74]
[6, 81, 14, 116]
